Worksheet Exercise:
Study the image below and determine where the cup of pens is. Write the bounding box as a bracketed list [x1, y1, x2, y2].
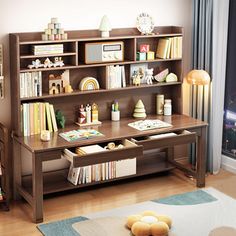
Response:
[111, 101, 120, 121]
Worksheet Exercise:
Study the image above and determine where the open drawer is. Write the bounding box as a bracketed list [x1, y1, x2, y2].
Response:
[63, 139, 143, 168]
[131, 130, 196, 150]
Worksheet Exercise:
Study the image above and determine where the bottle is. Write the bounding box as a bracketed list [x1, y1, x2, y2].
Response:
[164, 99, 172, 116]
[156, 94, 164, 115]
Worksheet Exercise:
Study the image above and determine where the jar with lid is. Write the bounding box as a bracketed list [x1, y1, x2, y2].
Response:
[164, 99, 172, 116]
[156, 94, 164, 115]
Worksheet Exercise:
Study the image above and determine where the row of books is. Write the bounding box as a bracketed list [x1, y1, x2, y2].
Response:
[107, 65, 126, 89]
[63, 144, 136, 185]
[21, 102, 58, 136]
[20, 72, 42, 98]
[156, 37, 182, 59]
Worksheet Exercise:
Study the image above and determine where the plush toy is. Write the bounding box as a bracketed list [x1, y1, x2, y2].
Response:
[144, 68, 154, 85]
[126, 211, 172, 236]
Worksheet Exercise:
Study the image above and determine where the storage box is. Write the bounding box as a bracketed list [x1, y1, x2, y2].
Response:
[136, 52, 146, 61]
[116, 158, 136, 178]
[147, 51, 155, 60]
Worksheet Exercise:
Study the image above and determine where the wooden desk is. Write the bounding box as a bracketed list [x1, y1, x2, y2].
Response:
[13, 114, 207, 223]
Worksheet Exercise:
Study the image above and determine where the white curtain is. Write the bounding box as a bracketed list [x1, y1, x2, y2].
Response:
[209, 0, 230, 173]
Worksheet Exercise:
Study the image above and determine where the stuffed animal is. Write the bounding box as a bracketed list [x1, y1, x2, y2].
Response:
[144, 68, 154, 85]
[126, 211, 172, 236]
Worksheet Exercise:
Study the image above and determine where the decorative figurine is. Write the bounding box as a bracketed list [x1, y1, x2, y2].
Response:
[133, 99, 147, 118]
[132, 71, 141, 86]
[49, 74, 62, 94]
[44, 58, 53, 68]
[144, 68, 154, 85]
[92, 103, 99, 122]
[64, 84, 73, 93]
[99, 15, 112, 37]
[53, 57, 64, 67]
[78, 105, 86, 124]
[55, 110, 66, 128]
[86, 104, 92, 123]
[28, 59, 44, 69]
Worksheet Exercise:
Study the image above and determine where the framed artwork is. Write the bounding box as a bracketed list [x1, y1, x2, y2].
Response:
[130, 63, 148, 84]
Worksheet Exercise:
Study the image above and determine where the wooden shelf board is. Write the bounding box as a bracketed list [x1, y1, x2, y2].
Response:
[20, 52, 77, 59]
[20, 65, 76, 72]
[21, 158, 174, 195]
[19, 82, 181, 101]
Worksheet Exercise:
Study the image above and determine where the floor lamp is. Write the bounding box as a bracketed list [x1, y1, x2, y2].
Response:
[186, 69, 210, 172]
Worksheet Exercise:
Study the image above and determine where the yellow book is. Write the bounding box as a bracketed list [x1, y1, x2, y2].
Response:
[49, 104, 58, 132]
[166, 37, 172, 59]
[177, 37, 182, 58]
[29, 103, 34, 135]
[45, 102, 53, 132]
[156, 38, 170, 59]
[33, 103, 38, 134]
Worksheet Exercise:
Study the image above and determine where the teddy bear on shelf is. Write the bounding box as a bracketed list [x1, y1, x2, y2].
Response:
[144, 68, 154, 85]
[126, 210, 172, 236]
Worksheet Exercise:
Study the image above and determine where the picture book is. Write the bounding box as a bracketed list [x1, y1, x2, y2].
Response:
[128, 119, 172, 131]
[59, 129, 104, 142]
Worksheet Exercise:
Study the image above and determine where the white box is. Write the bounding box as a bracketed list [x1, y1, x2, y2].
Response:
[116, 158, 136, 178]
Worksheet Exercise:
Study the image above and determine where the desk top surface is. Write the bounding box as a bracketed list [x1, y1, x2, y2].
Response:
[14, 114, 207, 153]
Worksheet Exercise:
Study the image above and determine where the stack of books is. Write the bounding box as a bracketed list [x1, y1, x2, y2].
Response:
[32, 44, 64, 55]
[63, 145, 137, 185]
[107, 65, 126, 89]
[21, 102, 58, 136]
[156, 37, 182, 59]
[20, 72, 42, 98]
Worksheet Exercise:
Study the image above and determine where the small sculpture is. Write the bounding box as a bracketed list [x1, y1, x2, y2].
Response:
[133, 99, 147, 118]
[144, 68, 154, 85]
[44, 58, 53, 68]
[99, 15, 112, 37]
[53, 57, 64, 67]
[78, 105, 86, 124]
[28, 59, 44, 69]
[55, 110, 65, 128]
[92, 103, 99, 122]
[132, 71, 141, 86]
[85, 104, 92, 123]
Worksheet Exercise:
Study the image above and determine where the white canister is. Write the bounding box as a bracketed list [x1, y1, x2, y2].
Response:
[156, 94, 164, 115]
[111, 111, 120, 121]
[164, 99, 172, 116]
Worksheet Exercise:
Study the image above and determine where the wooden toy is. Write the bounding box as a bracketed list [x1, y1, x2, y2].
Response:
[28, 59, 44, 69]
[78, 105, 86, 124]
[92, 103, 99, 122]
[86, 104, 92, 123]
[147, 51, 155, 60]
[154, 68, 169, 82]
[79, 77, 100, 91]
[136, 52, 146, 61]
[133, 99, 146, 118]
[53, 57, 64, 67]
[132, 71, 141, 86]
[64, 84, 73, 93]
[42, 18, 68, 41]
[44, 58, 53, 68]
[140, 44, 150, 52]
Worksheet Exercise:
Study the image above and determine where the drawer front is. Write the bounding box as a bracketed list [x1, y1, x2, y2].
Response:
[37, 150, 62, 161]
[132, 130, 196, 150]
[66, 139, 143, 168]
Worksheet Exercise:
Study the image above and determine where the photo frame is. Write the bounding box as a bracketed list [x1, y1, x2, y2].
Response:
[130, 63, 148, 84]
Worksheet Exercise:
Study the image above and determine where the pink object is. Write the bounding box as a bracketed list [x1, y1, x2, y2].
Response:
[140, 44, 150, 52]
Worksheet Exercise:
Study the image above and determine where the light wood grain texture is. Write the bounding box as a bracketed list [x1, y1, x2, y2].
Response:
[0, 170, 235, 236]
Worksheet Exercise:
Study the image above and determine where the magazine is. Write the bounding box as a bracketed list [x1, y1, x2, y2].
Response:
[59, 129, 104, 142]
[128, 119, 172, 131]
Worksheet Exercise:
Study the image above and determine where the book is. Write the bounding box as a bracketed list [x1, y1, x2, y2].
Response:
[156, 38, 170, 59]
[49, 104, 58, 132]
[76, 144, 105, 155]
[59, 129, 103, 142]
[67, 163, 80, 185]
[45, 102, 53, 132]
[128, 119, 172, 131]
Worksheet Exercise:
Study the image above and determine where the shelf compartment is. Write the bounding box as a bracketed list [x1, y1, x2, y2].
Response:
[19, 82, 181, 101]
[65, 139, 143, 168]
[131, 130, 196, 150]
[20, 52, 77, 59]
[21, 153, 174, 195]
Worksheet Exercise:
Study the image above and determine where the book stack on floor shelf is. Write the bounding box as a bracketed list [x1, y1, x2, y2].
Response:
[63, 145, 137, 185]
[21, 102, 57, 136]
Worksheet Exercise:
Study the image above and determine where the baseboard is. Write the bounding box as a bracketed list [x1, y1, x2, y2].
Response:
[221, 155, 236, 174]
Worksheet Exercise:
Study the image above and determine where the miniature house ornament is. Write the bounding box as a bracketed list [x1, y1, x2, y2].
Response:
[99, 15, 112, 37]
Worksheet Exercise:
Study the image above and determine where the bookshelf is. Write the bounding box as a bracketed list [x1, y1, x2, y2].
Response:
[10, 26, 207, 222]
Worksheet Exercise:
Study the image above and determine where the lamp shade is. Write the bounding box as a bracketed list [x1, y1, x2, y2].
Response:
[186, 70, 210, 85]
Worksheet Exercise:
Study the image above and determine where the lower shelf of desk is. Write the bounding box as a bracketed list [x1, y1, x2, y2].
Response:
[22, 154, 175, 196]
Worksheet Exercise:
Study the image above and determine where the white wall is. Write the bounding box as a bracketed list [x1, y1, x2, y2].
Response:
[0, 0, 193, 173]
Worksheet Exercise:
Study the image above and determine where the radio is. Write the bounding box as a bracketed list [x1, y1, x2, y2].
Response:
[85, 41, 124, 64]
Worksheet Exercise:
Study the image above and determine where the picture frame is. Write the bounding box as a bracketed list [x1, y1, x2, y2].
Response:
[130, 63, 148, 84]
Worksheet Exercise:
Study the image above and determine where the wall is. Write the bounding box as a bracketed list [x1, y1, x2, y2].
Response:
[0, 0, 193, 174]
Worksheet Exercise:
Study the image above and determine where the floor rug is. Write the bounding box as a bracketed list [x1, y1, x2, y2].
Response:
[37, 188, 236, 236]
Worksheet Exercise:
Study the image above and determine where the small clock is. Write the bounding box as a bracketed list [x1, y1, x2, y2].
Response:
[136, 13, 154, 35]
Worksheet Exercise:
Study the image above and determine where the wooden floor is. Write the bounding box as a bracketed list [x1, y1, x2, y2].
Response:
[0, 169, 235, 236]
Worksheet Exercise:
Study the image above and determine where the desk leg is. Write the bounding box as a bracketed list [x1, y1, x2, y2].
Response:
[13, 139, 22, 200]
[196, 127, 207, 187]
[32, 153, 43, 223]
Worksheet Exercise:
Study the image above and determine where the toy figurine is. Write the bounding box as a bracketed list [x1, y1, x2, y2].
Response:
[28, 59, 44, 69]
[44, 58, 54, 68]
[53, 57, 64, 67]
[86, 104, 92, 123]
[78, 105, 86, 124]
[132, 71, 141, 86]
[92, 103, 99, 122]
[144, 68, 154, 85]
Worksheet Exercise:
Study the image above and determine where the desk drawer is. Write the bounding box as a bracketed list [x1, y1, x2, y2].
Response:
[63, 139, 143, 168]
[132, 130, 196, 150]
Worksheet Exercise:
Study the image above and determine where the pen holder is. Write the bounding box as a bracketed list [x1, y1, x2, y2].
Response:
[111, 110, 120, 121]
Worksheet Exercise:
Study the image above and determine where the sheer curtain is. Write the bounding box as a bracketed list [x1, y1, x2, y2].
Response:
[192, 0, 229, 173]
